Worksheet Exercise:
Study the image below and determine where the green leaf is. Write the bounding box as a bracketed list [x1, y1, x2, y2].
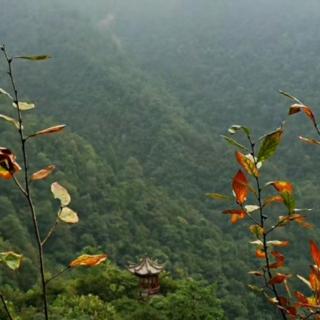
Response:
[249, 224, 264, 238]
[51, 182, 71, 207]
[247, 284, 264, 294]
[15, 55, 51, 61]
[228, 125, 251, 136]
[221, 135, 249, 152]
[13, 101, 35, 111]
[0, 251, 22, 270]
[257, 128, 283, 162]
[279, 90, 301, 104]
[0, 114, 21, 129]
[281, 191, 296, 215]
[206, 193, 233, 201]
[58, 207, 79, 224]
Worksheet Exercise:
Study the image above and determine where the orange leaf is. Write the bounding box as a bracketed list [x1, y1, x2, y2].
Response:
[31, 165, 55, 181]
[256, 249, 266, 259]
[310, 241, 320, 268]
[235, 151, 259, 177]
[269, 273, 289, 285]
[290, 214, 314, 229]
[232, 170, 249, 205]
[0, 147, 21, 180]
[69, 254, 107, 268]
[29, 124, 66, 138]
[268, 241, 289, 248]
[271, 181, 294, 193]
[223, 209, 246, 224]
[263, 195, 284, 207]
[310, 267, 320, 293]
[289, 104, 318, 129]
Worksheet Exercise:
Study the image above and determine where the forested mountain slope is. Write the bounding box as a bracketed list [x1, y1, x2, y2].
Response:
[1, 0, 320, 319]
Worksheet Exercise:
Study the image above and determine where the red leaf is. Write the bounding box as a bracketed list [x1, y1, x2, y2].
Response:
[269, 273, 289, 285]
[269, 251, 285, 269]
[286, 306, 297, 317]
[232, 170, 249, 205]
[310, 241, 320, 268]
[294, 291, 309, 307]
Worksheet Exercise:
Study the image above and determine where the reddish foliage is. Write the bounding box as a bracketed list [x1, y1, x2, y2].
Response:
[232, 170, 249, 205]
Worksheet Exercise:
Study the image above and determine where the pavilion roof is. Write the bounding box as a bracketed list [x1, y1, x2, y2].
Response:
[128, 257, 164, 276]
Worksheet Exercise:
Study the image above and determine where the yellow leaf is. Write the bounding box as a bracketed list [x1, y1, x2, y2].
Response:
[13, 101, 35, 111]
[58, 207, 79, 224]
[51, 182, 71, 207]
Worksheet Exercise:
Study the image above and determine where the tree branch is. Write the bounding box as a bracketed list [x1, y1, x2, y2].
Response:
[46, 266, 71, 285]
[42, 220, 59, 246]
[0, 294, 13, 320]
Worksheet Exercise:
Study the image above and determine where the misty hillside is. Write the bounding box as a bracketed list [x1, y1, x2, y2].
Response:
[1, 1, 320, 319]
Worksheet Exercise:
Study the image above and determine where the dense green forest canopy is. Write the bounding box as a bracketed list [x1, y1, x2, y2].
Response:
[1, 0, 320, 318]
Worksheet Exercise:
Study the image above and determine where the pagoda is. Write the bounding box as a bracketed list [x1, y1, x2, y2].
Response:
[128, 257, 164, 296]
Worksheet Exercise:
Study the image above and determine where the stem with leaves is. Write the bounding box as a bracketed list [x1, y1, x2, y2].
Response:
[1, 45, 49, 320]
[0, 44, 109, 319]
[248, 136, 288, 320]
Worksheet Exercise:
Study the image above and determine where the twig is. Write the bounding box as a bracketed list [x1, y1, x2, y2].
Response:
[46, 266, 70, 285]
[42, 220, 59, 246]
[239, 204, 260, 225]
[265, 219, 285, 236]
[12, 175, 27, 197]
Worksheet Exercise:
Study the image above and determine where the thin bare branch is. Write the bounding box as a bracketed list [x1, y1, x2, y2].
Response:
[42, 220, 59, 246]
[46, 266, 70, 285]
[12, 175, 27, 197]
[0, 294, 13, 320]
